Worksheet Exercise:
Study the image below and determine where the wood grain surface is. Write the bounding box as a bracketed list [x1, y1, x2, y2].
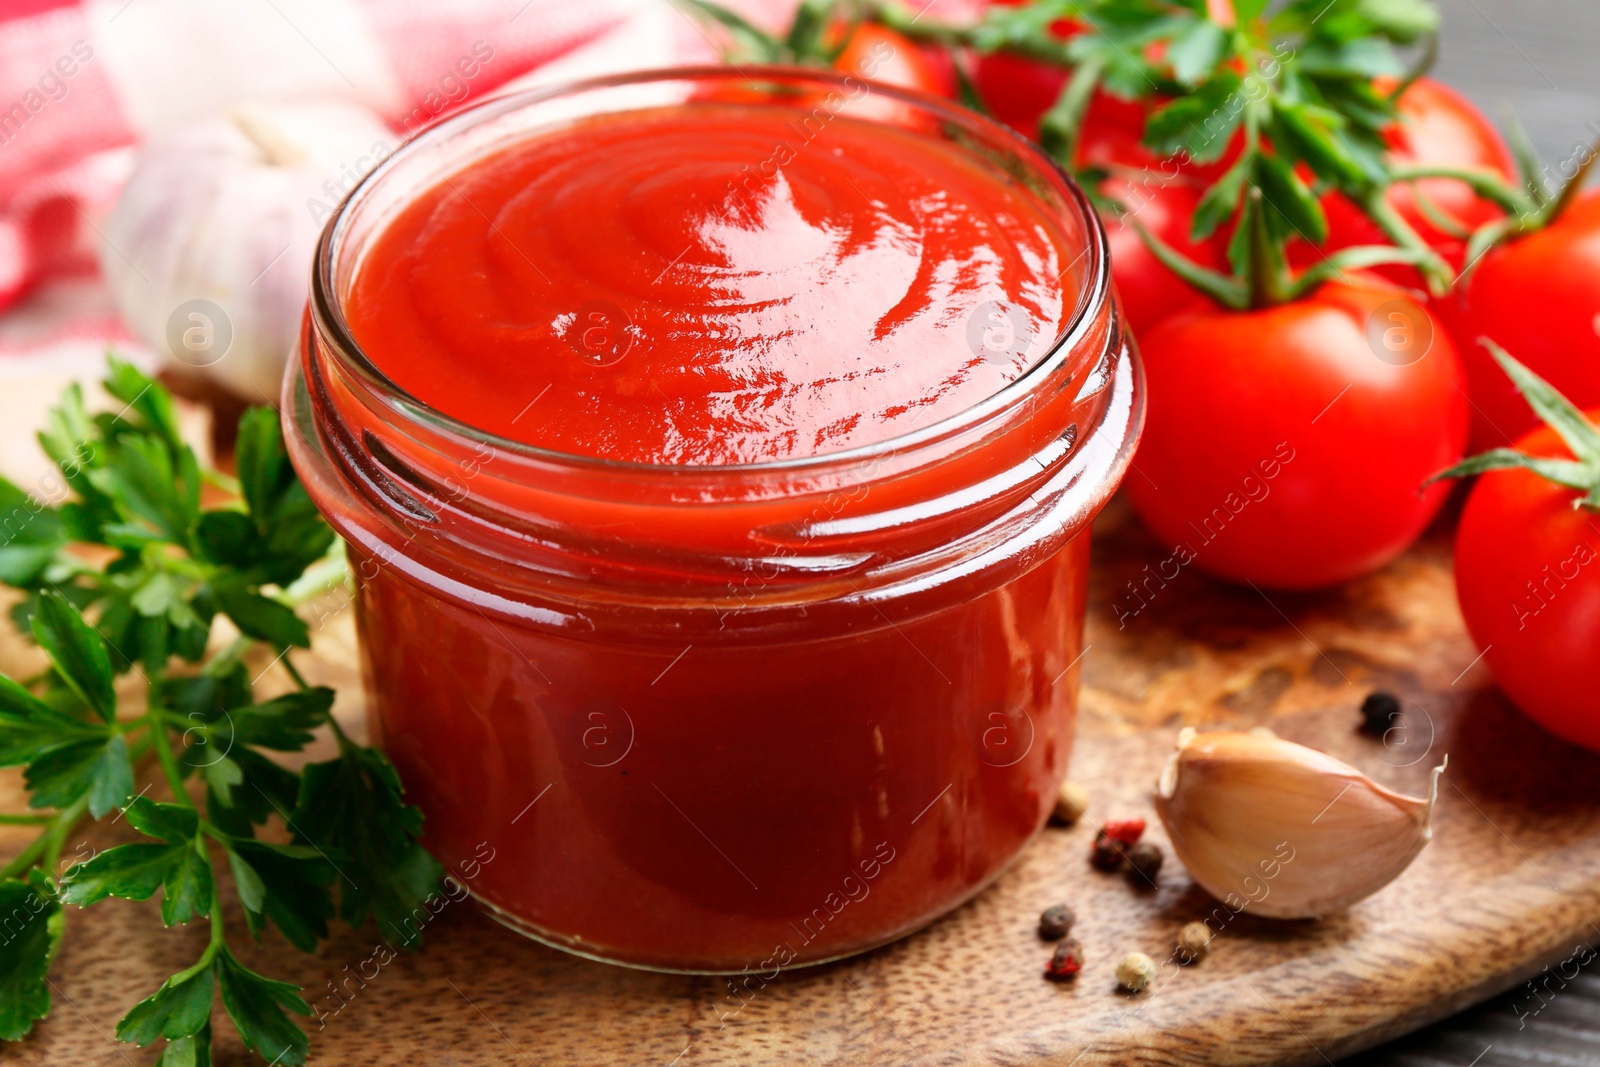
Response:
[6, 478, 1600, 1067]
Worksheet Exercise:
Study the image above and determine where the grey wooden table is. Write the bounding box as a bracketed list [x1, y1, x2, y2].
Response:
[1344, 4, 1600, 1065]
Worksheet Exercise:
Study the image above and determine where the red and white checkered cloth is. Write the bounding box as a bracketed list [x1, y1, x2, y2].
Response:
[0, 0, 790, 361]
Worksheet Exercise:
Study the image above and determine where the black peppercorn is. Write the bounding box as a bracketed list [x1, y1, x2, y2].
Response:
[1359, 691, 1401, 737]
[1038, 903, 1076, 940]
[1124, 841, 1163, 886]
[1089, 829, 1126, 871]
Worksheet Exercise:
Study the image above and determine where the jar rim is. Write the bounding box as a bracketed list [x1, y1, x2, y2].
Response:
[309, 64, 1113, 478]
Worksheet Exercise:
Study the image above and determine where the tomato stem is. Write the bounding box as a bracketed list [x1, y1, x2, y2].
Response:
[1388, 164, 1538, 218]
[1124, 215, 1250, 310]
[869, 1, 1073, 66]
[1039, 55, 1107, 171]
[1359, 190, 1453, 296]
[1283, 243, 1433, 300]
[785, 0, 839, 59]
[1388, 33, 1438, 102]
[1455, 125, 1600, 267]
[1244, 189, 1290, 309]
[676, 0, 788, 63]
[1432, 341, 1600, 511]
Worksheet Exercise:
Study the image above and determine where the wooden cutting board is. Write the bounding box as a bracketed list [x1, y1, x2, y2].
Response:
[5, 425, 1600, 1065]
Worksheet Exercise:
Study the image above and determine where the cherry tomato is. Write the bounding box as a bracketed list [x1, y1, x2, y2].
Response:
[1126, 279, 1468, 590]
[969, 2, 1080, 141]
[911, 40, 960, 99]
[973, 47, 1151, 156]
[1437, 189, 1600, 451]
[1301, 78, 1514, 286]
[831, 23, 949, 97]
[973, 61, 1232, 181]
[701, 25, 949, 126]
[1102, 174, 1229, 339]
[970, 43, 1064, 141]
[970, 1, 1166, 171]
[972, 0, 1247, 178]
[1454, 414, 1600, 749]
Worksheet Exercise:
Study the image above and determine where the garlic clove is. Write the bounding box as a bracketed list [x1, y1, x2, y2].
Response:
[1154, 727, 1444, 920]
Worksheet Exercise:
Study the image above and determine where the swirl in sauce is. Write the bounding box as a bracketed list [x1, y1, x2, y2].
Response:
[345, 103, 1074, 466]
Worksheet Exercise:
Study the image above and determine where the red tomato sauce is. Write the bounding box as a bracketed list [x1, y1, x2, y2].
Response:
[297, 88, 1132, 972]
[344, 105, 1071, 464]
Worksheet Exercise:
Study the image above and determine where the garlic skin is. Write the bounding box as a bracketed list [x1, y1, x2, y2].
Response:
[1155, 728, 1444, 920]
[100, 101, 393, 401]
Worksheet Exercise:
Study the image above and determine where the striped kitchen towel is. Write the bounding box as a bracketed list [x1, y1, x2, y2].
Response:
[0, 0, 788, 341]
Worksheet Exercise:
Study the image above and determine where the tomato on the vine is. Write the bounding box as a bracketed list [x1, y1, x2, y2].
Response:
[1303, 78, 1514, 286]
[1102, 175, 1229, 339]
[1379, 78, 1513, 240]
[973, 47, 1151, 157]
[1126, 279, 1468, 590]
[1437, 188, 1600, 451]
[1451, 404, 1600, 750]
[970, 42, 1067, 141]
[970, 1, 1082, 138]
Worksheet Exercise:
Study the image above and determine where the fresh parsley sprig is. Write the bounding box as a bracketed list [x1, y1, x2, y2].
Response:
[0, 358, 442, 1065]
[1118, 0, 1456, 303]
[883, 0, 1450, 303]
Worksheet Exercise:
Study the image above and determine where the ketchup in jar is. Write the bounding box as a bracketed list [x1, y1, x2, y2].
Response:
[286, 68, 1142, 972]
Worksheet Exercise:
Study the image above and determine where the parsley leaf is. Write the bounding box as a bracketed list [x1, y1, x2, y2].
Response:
[214, 407, 335, 587]
[59, 798, 215, 925]
[0, 675, 101, 766]
[213, 584, 310, 650]
[0, 476, 65, 587]
[25, 734, 133, 818]
[153, 1026, 213, 1067]
[201, 746, 300, 838]
[99, 434, 199, 547]
[0, 874, 63, 1041]
[30, 591, 115, 722]
[163, 663, 253, 724]
[226, 839, 336, 952]
[292, 740, 443, 948]
[228, 689, 334, 752]
[116, 956, 216, 1046]
[235, 406, 295, 526]
[101, 358, 184, 454]
[216, 948, 311, 1066]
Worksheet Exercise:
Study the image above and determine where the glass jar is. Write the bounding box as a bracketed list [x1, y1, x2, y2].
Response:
[284, 67, 1142, 973]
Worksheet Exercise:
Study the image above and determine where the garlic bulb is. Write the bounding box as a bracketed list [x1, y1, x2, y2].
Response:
[100, 100, 393, 402]
[1154, 728, 1444, 919]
